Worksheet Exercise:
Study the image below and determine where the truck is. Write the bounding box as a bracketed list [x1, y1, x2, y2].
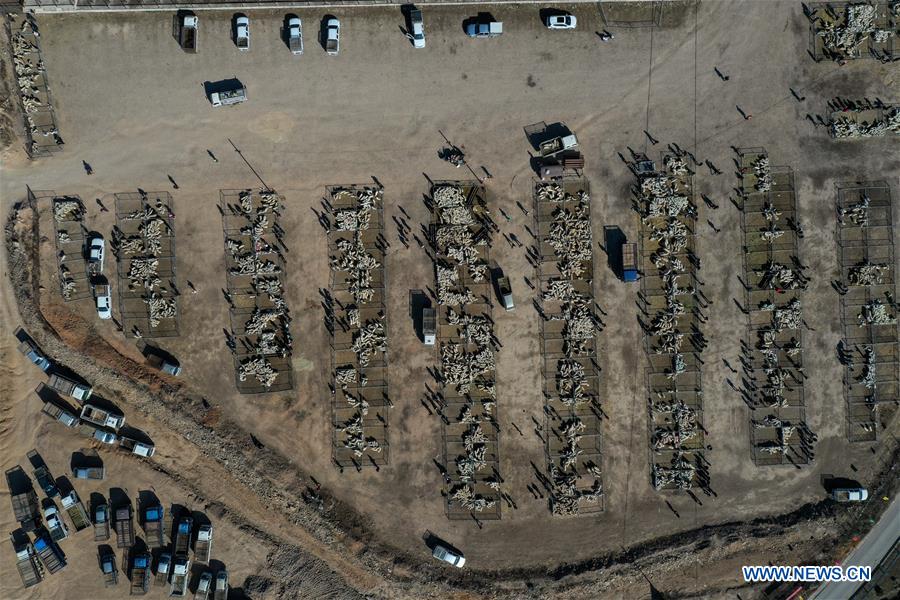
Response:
[147, 351, 182, 376]
[179, 15, 198, 53]
[47, 373, 92, 402]
[214, 570, 228, 600]
[143, 504, 165, 548]
[7, 475, 40, 529]
[93, 503, 110, 541]
[121, 436, 156, 457]
[539, 134, 578, 157]
[174, 517, 193, 555]
[195, 524, 213, 563]
[210, 86, 247, 108]
[29, 453, 59, 497]
[422, 308, 436, 346]
[325, 18, 340, 55]
[43, 504, 69, 542]
[99, 548, 118, 587]
[465, 16, 503, 38]
[79, 422, 118, 444]
[80, 402, 125, 430]
[287, 16, 303, 54]
[61, 490, 90, 531]
[495, 275, 514, 311]
[194, 571, 213, 600]
[170, 555, 191, 597]
[72, 465, 105, 480]
[18, 339, 51, 371]
[115, 505, 135, 548]
[94, 283, 112, 320]
[235, 15, 250, 51]
[33, 534, 65, 574]
[409, 9, 425, 48]
[621, 242, 640, 282]
[130, 552, 151, 595]
[832, 487, 869, 502]
[11, 535, 43, 587]
[155, 552, 172, 585]
[41, 400, 79, 427]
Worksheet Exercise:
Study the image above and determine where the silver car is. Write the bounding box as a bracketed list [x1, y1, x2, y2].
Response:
[432, 544, 465, 568]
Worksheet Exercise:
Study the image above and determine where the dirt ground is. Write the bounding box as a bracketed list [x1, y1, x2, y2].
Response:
[1, 2, 899, 599]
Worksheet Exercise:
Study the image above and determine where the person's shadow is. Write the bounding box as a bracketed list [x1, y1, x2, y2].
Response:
[82, 160, 94, 175]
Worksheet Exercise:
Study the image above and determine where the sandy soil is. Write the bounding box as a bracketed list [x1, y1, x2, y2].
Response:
[1, 2, 899, 599]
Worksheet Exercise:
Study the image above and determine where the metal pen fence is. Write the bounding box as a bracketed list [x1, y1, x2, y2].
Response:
[835, 181, 898, 442]
[50, 195, 91, 301]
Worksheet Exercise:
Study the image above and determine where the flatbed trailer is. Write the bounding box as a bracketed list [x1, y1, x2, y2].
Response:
[93, 503, 111, 541]
[33, 535, 65, 574]
[60, 490, 90, 531]
[130, 553, 151, 595]
[11, 535, 43, 588]
[142, 504, 165, 548]
[115, 505, 135, 548]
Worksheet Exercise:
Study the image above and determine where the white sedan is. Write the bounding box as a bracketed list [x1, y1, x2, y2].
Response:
[96, 292, 111, 319]
[545, 14, 577, 29]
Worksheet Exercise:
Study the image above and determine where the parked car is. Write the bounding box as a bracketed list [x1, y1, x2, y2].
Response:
[95, 286, 111, 320]
[287, 16, 303, 55]
[235, 15, 250, 50]
[832, 487, 869, 502]
[88, 235, 104, 273]
[545, 13, 577, 29]
[409, 9, 425, 48]
[465, 16, 503, 38]
[325, 18, 340, 55]
[432, 544, 465, 568]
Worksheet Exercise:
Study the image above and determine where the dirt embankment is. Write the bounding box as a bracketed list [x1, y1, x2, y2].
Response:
[5, 196, 899, 599]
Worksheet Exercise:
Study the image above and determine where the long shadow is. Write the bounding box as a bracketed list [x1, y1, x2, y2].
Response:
[603, 226, 626, 278]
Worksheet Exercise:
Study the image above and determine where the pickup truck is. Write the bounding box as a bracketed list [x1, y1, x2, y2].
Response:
[235, 15, 250, 51]
[422, 307, 436, 346]
[466, 17, 503, 38]
[621, 242, 640, 282]
[130, 553, 151, 595]
[72, 465, 104, 480]
[87, 234, 105, 275]
[34, 535, 65, 574]
[99, 548, 118, 587]
[94, 283, 111, 320]
[155, 552, 172, 585]
[11, 535, 43, 588]
[61, 490, 90, 531]
[195, 524, 213, 563]
[8, 477, 40, 529]
[115, 505, 135, 548]
[170, 555, 191, 597]
[832, 487, 868, 502]
[147, 351, 181, 376]
[18, 339, 51, 371]
[80, 402, 124, 430]
[325, 18, 340, 55]
[93, 503, 110, 541]
[409, 9, 425, 48]
[174, 517, 192, 555]
[287, 17, 303, 55]
[179, 15, 198, 53]
[539, 134, 578, 157]
[44, 504, 69, 542]
[41, 400, 79, 427]
[214, 571, 229, 600]
[143, 504, 165, 547]
[47, 373, 92, 403]
[30, 455, 59, 497]
[121, 436, 156, 457]
[210, 86, 247, 108]
[494, 274, 514, 311]
[79, 422, 118, 444]
[194, 571, 213, 600]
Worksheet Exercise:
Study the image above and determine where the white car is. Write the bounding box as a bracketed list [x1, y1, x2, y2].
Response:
[44, 505, 69, 541]
[410, 9, 425, 48]
[325, 18, 340, 55]
[432, 544, 465, 568]
[545, 14, 577, 29]
[96, 292, 111, 319]
[88, 235, 104, 272]
[235, 16, 250, 50]
[287, 17, 303, 55]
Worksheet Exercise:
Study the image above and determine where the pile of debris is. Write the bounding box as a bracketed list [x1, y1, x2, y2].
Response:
[831, 107, 900, 138]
